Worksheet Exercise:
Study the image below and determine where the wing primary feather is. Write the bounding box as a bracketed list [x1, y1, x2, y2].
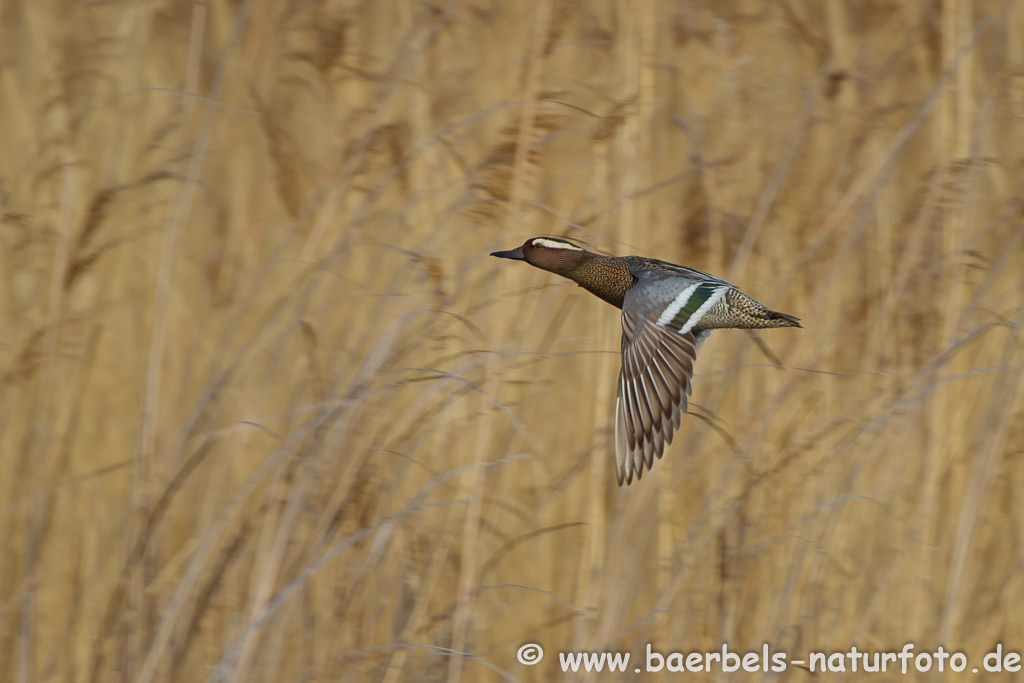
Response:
[615, 396, 628, 486]
[644, 365, 667, 429]
[624, 377, 640, 450]
[620, 376, 633, 449]
[635, 371, 656, 435]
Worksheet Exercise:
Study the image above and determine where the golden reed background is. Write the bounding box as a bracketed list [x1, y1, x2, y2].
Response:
[1, 0, 1023, 681]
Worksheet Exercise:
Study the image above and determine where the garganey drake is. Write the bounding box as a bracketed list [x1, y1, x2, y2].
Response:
[492, 236, 801, 486]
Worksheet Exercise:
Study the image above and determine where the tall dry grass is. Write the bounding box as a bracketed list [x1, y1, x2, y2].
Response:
[1, 0, 1023, 681]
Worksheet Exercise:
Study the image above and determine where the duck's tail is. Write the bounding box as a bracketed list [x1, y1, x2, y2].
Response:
[710, 289, 802, 330]
[764, 309, 802, 328]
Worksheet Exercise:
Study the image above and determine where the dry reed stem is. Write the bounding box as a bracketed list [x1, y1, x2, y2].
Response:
[449, 3, 555, 681]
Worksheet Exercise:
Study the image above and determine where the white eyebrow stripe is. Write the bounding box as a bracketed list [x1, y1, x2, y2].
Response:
[678, 286, 728, 335]
[656, 283, 699, 327]
[530, 238, 582, 251]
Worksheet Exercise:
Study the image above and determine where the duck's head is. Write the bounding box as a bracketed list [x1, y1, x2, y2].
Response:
[490, 236, 588, 276]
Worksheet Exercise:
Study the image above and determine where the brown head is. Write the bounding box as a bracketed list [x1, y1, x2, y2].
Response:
[490, 236, 635, 308]
[490, 236, 590, 278]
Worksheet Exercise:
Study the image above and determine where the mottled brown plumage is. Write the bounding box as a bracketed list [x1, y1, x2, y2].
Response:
[491, 236, 800, 485]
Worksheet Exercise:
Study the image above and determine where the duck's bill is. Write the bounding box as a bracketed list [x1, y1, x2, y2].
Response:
[490, 246, 525, 260]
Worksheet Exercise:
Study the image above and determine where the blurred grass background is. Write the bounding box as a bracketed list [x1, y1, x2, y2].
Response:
[1, 0, 1024, 681]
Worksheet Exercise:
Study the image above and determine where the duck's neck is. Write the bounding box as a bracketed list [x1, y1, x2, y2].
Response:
[560, 253, 635, 309]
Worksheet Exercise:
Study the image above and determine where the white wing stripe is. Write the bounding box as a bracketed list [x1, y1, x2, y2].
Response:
[678, 286, 728, 335]
[656, 283, 699, 327]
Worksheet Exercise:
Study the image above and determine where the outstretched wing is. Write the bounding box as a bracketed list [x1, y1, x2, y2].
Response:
[614, 269, 723, 485]
[615, 309, 698, 485]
